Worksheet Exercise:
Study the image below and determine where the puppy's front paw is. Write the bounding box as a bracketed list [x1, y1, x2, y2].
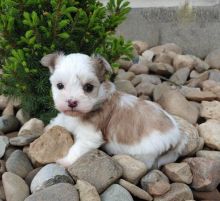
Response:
[56, 156, 75, 168]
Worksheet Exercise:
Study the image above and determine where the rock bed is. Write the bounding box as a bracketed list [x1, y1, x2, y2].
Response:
[0, 41, 220, 201]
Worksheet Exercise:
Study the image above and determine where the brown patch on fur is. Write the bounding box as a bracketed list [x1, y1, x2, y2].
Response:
[40, 52, 63, 72]
[81, 89, 175, 145]
[91, 55, 112, 82]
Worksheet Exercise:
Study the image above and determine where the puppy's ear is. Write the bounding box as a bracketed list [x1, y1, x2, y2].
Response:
[91, 54, 112, 82]
[40, 52, 64, 73]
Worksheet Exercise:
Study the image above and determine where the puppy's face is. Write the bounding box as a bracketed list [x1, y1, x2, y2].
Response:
[40, 53, 112, 115]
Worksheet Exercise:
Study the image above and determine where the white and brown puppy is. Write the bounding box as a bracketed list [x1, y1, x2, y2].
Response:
[41, 53, 187, 168]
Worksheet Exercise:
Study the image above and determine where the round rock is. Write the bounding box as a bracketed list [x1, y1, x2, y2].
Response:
[2, 172, 29, 201]
[141, 169, 170, 196]
[6, 150, 33, 178]
[0, 116, 20, 134]
[101, 184, 133, 201]
[68, 149, 122, 193]
[30, 163, 74, 193]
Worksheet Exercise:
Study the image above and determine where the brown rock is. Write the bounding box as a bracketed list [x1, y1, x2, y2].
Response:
[136, 82, 155, 96]
[141, 170, 170, 196]
[173, 55, 195, 70]
[150, 43, 182, 55]
[187, 71, 209, 88]
[0, 95, 8, 110]
[133, 41, 149, 54]
[154, 183, 193, 201]
[200, 101, 220, 119]
[148, 63, 174, 75]
[196, 150, 220, 161]
[192, 55, 210, 73]
[153, 82, 172, 102]
[180, 86, 217, 101]
[18, 118, 44, 136]
[192, 189, 220, 201]
[119, 179, 152, 201]
[2, 103, 14, 116]
[158, 90, 199, 124]
[117, 58, 133, 71]
[76, 180, 100, 201]
[115, 71, 135, 81]
[198, 119, 220, 150]
[68, 149, 122, 193]
[190, 70, 200, 79]
[29, 126, 74, 164]
[132, 74, 161, 86]
[113, 155, 147, 184]
[184, 157, 220, 191]
[154, 53, 173, 65]
[115, 80, 137, 96]
[163, 162, 193, 184]
[205, 48, 220, 69]
[129, 64, 149, 75]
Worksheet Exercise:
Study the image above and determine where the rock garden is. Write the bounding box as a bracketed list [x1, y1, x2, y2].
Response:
[0, 41, 220, 201]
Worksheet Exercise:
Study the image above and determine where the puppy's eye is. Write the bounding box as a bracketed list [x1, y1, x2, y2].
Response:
[57, 83, 64, 90]
[83, 83, 94, 93]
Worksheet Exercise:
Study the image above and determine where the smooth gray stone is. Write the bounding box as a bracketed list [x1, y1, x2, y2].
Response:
[6, 150, 33, 178]
[0, 115, 20, 133]
[9, 134, 40, 146]
[31, 163, 74, 193]
[0, 136, 9, 158]
[101, 184, 133, 201]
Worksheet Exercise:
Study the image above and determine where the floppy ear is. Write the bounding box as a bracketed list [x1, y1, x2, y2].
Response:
[91, 54, 112, 82]
[40, 52, 64, 73]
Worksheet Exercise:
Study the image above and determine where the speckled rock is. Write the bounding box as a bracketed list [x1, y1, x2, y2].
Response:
[68, 149, 122, 193]
[200, 101, 220, 119]
[184, 157, 220, 191]
[198, 119, 220, 150]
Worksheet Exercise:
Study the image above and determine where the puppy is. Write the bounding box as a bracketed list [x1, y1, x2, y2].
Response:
[41, 53, 187, 168]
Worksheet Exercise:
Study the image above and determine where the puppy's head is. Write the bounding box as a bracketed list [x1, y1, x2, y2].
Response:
[41, 52, 113, 116]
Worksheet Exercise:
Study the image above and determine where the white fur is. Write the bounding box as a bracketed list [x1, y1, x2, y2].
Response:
[49, 113, 104, 167]
[46, 53, 187, 168]
[119, 94, 138, 107]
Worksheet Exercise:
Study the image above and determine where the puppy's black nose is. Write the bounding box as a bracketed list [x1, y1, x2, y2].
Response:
[68, 100, 78, 108]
